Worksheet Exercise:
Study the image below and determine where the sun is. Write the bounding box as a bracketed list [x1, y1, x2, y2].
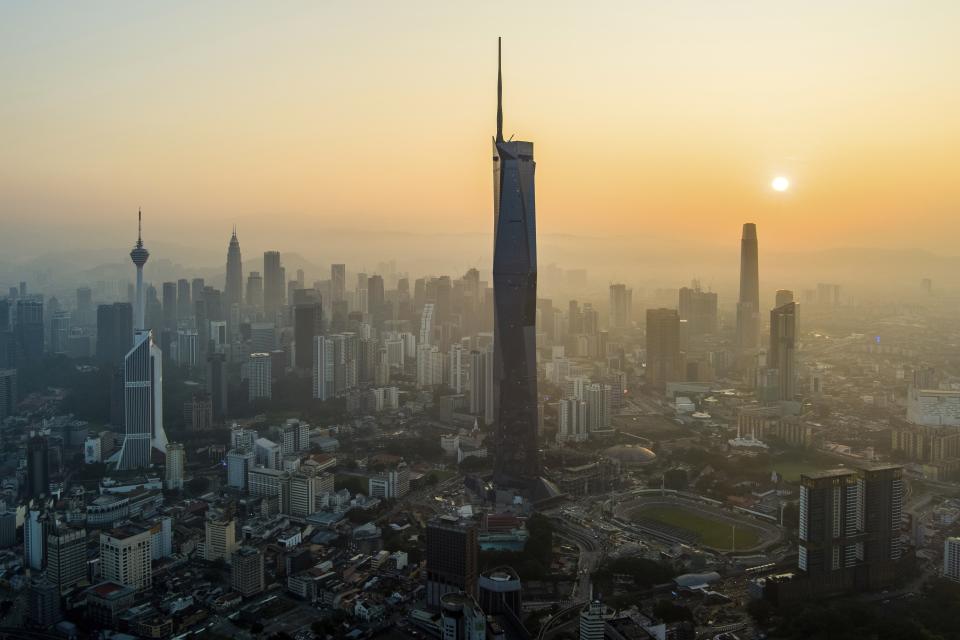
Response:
[772, 176, 790, 192]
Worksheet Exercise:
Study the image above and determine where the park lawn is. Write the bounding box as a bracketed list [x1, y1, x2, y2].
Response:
[638, 505, 761, 550]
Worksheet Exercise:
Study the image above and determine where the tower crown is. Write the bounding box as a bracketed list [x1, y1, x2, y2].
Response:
[130, 209, 150, 267]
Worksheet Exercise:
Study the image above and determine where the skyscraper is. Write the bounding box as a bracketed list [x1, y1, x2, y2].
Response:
[15, 299, 44, 362]
[426, 516, 478, 609]
[263, 251, 284, 317]
[161, 282, 177, 331]
[294, 302, 323, 374]
[248, 352, 272, 401]
[491, 39, 540, 484]
[26, 434, 49, 500]
[769, 301, 797, 401]
[100, 526, 153, 592]
[331, 264, 346, 303]
[46, 525, 87, 594]
[608, 284, 632, 330]
[231, 547, 265, 597]
[775, 289, 794, 308]
[225, 228, 244, 308]
[736, 222, 760, 350]
[96, 303, 133, 367]
[678, 282, 718, 336]
[117, 212, 168, 470]
[645, 308, 683, 388]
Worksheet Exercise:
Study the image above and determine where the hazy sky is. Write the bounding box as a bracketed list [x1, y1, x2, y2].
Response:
[2, 1, 959, 260]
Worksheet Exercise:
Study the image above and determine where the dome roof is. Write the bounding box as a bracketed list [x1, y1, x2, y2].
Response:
[604, 444, 657, 464]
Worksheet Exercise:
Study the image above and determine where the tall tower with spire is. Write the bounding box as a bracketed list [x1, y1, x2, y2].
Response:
[491, 38, 540, 485]
[130, 210, 150, 332]
[116, 210, 168, 470]
[225, 227, 243, 308]
[736, 223, 760, 351]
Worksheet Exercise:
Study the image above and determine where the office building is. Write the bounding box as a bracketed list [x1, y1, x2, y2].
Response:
[205, 515, 238, 563]
[161, 282, 177, 331]
[645, 308, 683, 387]
[164, 443, 185, 490]
[678, 282, 718, 336]
[419, 303, 435, 346]
[439, 592, 487, 640]
[769, 301, 797, 401]
[248, 352, 272, 401]
[100, 526, 153, 592]
[368, 462, 410, 499]
[225, 228, 244, 308]
[448, 344, 465, 393]
[231, 546, 265, 597]
[294, 302, 322, 374]
[907, 387, 960, 426]
[26, 434, 50, 499]
[47, 525, 87, 594]
[226, 449, 255, 490]
[24, 508, 48, 570]
[775, 289, 794, 308]
[116, 329, 168, 470]
[15, 298, 44, 362]
[176, 278, 191, 321]
[736, 222, 760, 350]
[75, 286, 94, 326]
[477, 567, 522, 619]
[490, 43, 541, 486]
[26, 575, 61, 627]
[586, 383, 612, 433]
[580, 600, 613, 640]
[263, 251, 284, 316]
[608, 283, 632, 330]
[254, 437, 281, 470]
[175, 330, 199, 367]
[313, 335, 334, 401]
[246, 271, 263, 309]
[49, 310, 71, 354]
[426, 516, 478, 608]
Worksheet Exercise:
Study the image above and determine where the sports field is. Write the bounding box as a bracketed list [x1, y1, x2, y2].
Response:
[635, 505, 761, 550]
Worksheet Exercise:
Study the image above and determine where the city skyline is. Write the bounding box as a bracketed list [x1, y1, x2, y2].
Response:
[2, 2, 959, 259]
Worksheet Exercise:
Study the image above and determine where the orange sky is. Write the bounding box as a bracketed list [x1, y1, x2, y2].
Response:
[1, 1, 958, 257]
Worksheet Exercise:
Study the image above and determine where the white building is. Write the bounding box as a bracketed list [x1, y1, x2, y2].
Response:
[84, 436, 102, 464]
[313, 335, 334, 401]
[557, 398, 588, 444]
[116, 330, 169, 470]
[100, 526, 153, 592]
[586, 383, 612, 434]
[419, 304, 435, 346]
[254, 438, 281, 470]
[417, 344, 443, 388]
[907, 387, 960, 426]
[448, 344, 465, 394]
[24, 509, 47, 571]
[175, 330, 199, 367]
[368, 463, 410, 499]
[945, 537, 960, 582]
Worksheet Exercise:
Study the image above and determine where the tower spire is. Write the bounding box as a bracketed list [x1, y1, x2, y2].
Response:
[496, 37, 503, 142]
[137, 208, 143, 248]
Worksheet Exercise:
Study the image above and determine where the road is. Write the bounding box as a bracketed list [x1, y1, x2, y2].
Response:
[550, 516, 602, 602]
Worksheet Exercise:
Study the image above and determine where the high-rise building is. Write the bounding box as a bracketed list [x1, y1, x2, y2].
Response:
[47, 525, 87, 594]
[426, 516, 478, 609]
[263, 251, 284, 316]
[100, 526, 152, 592]
[96, 303, 133, 366]
[225, 228, 244, 308]
[419, 303, 435, 346]
[449, 344, 465, 393]
[177, 279, 191, 321]
[798, 465, 903, 593]
[116, 329, 168, 470]
[246, 271, 264, 309]
[586, 383, 612, 433]
[24, 508, 48, 570]
[312, 335, 334, 401]
[678, 282, 718, 336]
[205, 515, 238, 563]
[608, 284, 632, 330]
[26, 434, 50, 500]
[491, 40, 540, 485]
[248, 352, 272, 401]
[468, 349, 490, 419]
[161, 282, 177, 331]
[477, 567, 522, 620]
[557, 397, 588, 444]
[116, 212, 168, 470]
[439, 592, 487, 640]
[231, 546, 265, 597]
[49, 311, 71, 354]
[226, 449, 254, 490]
[769, 301, 797, 401]
[944, 537, 960, 582]
[26, 575, 61, 627]
[580, 600, 613, 640]
[736, 222, 760, 350]
[294, 302, 323, 374]
[164, 443, 185, 490]
[0, 368, 16, 420]
[775, 289, 794, 308]
[15, 299, 44, 362]
[254, 437, 281, 470]
[645, 308, 683, 388]
[331, 264, 346, 303]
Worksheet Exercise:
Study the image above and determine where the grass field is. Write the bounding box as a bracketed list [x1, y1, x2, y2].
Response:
[635, 505, 761, 550]
[768, 459, 835, 482]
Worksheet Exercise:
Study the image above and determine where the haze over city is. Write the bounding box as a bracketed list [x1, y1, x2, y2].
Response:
[3, 4, 960, 640]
